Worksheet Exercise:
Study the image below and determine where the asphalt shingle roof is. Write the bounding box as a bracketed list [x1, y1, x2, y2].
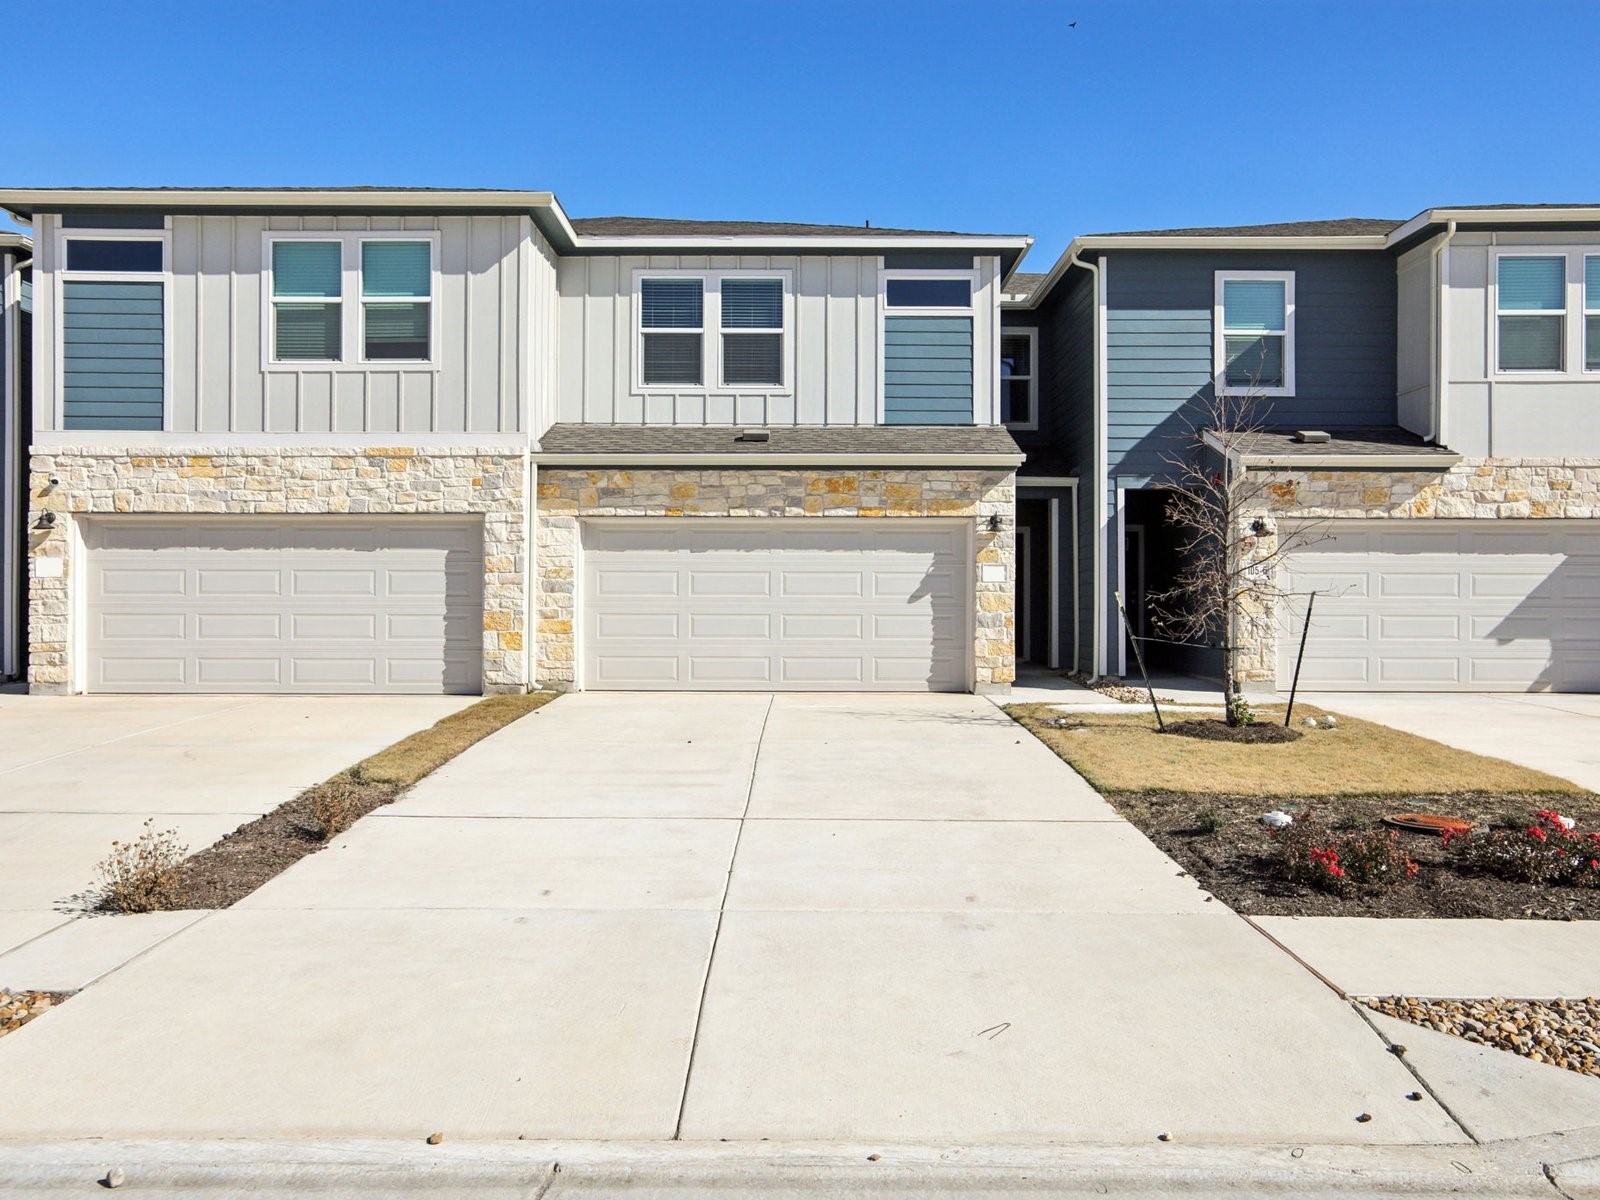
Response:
[1091, 218, 1402, 238]
[1214, 426, 1459, 458]
[536, 423, 1023, 459]
[570, 216, 1018, 238]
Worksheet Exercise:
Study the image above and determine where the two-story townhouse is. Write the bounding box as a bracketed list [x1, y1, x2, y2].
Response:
[1, 231, 31, 682]
[0, 189, 1030, 697]
[1007, 208, 1600, 695]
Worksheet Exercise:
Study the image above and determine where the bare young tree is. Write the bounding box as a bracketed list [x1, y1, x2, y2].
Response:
[1145, 383, 1329, 726]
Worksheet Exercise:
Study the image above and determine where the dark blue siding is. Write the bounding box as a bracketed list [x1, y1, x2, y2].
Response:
[63, 281, 164, 431]
[882, 315, 973, 425]
[1105, 250, 1396, 484]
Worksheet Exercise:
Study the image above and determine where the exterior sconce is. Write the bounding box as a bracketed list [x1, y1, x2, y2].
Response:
[985, 513, 1003, 532]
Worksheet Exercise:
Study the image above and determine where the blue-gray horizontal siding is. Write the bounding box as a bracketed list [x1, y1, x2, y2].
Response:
[63, 280, 164, 430]
[1106, 250, 1396, 482]
[883, 315, 973, 425]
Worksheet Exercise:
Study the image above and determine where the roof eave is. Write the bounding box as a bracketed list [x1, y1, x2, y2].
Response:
[0, 188, 570, 225]
[1387, 206, 1600, 247]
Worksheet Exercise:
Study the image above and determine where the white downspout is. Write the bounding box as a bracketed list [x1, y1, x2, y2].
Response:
[1068, 250, 1106, 681]
[1428, 220, 1456, 444]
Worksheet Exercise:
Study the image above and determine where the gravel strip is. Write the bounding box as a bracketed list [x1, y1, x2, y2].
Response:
[1, 989, 69, 1038]
[1363, 995, 1600, 1077]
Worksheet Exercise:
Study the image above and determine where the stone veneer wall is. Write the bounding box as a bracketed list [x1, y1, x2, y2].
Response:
[27, 449, 529, 694]
[534, 467, 1015, 691]
[1229, 457, 1600, 682]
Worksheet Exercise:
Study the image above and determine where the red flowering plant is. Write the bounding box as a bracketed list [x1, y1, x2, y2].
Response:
[1272, 813, 1419, 895]
[1447, 810, 1600, 887]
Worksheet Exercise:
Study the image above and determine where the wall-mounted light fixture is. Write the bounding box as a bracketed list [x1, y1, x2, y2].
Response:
[35, 512, 56, 529]
[986, 513, 1003, 532]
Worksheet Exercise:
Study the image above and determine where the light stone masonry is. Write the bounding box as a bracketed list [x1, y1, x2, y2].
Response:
[27, 449, 529, 694]
[534, 467, 1015, 691]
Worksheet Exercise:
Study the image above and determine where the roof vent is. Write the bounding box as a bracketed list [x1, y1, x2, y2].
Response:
[735, 428, 770, 443]
[1292, 430, 1331, 444]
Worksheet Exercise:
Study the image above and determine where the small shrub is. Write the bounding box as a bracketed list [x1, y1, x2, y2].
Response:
[1273, 814, 1419, 895]
[96, 820, 189, 913]
[1194, 807, 1226, 836]
[309, 782, 363, 841]
[1447, 810, 1600, 888]
[1226, 692, 1256, 727]
[1333, 813, 1367, 832]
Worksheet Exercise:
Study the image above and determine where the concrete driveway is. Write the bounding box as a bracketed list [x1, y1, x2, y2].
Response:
[0, 694, 473, 963]
[1296, 691, 1600, 792]
[0, 692, 1465, 1146]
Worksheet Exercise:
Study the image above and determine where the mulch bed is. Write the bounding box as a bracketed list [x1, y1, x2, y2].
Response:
[1363, 996, 1600, 1077]
[1112, 791, 1600, 919]
[164, 779, 401, 909]
[1, 989, 70, 1038]
[1163, 719, 1302, 744]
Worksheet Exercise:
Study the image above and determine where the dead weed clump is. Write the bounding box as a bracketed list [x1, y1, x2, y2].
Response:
[96, 819, 189, 913]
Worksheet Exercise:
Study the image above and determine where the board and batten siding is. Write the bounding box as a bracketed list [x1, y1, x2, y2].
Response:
[32, 212, 546, 436]
[555, 253, 1002, 426]
[1104, 250, 1398, 483]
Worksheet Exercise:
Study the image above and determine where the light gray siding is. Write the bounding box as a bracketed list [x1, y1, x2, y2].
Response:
[1436, 231, 1600, 457]
[556, 253, 1002, 426]
[1395, 240, 1434, 435]
[33, 213, 545, 436]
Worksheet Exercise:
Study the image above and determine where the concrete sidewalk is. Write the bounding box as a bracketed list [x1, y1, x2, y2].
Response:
[0, 693, 1465, 1146]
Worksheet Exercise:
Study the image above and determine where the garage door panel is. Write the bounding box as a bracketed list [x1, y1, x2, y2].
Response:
[583, 521, 967, 692]
[87, 518, 482, 694]
[1281, 521, 1600, 692]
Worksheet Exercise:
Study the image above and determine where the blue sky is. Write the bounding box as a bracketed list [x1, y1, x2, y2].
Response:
[14, 0, 1600, 266]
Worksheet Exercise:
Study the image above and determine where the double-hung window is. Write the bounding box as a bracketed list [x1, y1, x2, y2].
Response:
[1585, 256, 1600, 372]
[59, 232, 169, 430]
[1497, 255, 1565, 372]
[265, 234, 437, 367]
[1000, 328, 1037, 429]
[1215, 271, 1294, 395]
[636, 271, 791, 389]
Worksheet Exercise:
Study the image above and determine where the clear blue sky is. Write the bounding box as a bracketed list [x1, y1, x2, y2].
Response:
[14, 0, 1600, 267]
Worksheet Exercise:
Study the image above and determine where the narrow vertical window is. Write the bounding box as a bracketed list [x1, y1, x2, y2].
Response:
[361, 241, 431, 360]
[271, 241, 342, 361]
[640, 277, 703, 385]
[1001, 329, 1036, 428]
[1497, 255, 1565, 371]
[1585, 256, 1600, 371]
[719, 277, 783, 386]
[1219, 276, 1290, 390]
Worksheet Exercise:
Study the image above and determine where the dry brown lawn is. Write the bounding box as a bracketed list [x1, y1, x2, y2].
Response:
[1007, 703, 1587, 797]
[351, 692, 557, 787]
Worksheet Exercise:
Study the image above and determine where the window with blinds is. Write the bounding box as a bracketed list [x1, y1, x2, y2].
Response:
[267, 236, 436, 366]
[361, 241, 432, 360]
[1497, 255, 1565, 372]
[271, 241, 342, 361]
[720, 278, 783, 387]
[1216, 272, 1294, 394]
[636, 272, 792, 390]
[1587, 257, 1600, 372]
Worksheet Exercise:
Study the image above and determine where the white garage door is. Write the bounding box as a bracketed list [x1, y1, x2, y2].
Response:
[582, 520, 969, 691]
[86, 518, 483, 694]
[1279, 522, 1600, 692]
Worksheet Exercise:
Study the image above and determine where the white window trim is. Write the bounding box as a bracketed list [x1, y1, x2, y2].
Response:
[54, 227, 174, 432]
[877, 267, 981, 424]
[260, 231, 442, 372]
[1002, 325, 1039, 431]
[1214, 270, 1295, 397]
[631, 268, 795, 394]
[1492, 250, 1571, 376]
[1587, 254, 1600, 373]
